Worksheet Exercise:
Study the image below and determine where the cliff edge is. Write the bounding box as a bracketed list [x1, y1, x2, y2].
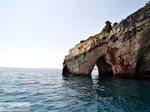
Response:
[63, 1, 150, 78]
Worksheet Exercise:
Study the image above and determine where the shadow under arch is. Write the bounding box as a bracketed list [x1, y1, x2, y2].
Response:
[90, 55, 114, 77]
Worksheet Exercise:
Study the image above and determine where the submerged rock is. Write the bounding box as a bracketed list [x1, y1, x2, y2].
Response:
[62, 1, 150, 78]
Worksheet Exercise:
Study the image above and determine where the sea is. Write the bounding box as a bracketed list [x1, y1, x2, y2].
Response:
[0, 67, 150, 112]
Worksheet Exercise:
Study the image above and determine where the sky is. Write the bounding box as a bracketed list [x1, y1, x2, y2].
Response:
[0, 0, 148, 69]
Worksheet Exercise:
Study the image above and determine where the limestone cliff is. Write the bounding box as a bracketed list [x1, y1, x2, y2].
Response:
[63, 1, 150, 78]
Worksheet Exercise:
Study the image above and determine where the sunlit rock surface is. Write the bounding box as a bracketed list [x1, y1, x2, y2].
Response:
[63, 1, 150, 78]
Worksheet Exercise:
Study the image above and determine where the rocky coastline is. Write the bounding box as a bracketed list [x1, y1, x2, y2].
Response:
[63, 1, 150, 78]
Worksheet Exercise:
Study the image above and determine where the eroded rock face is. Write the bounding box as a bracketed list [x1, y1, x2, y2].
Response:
[62, 1, 150, 78]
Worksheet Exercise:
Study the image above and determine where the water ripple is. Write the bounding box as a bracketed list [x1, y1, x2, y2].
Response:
[0, 68, 150, 112]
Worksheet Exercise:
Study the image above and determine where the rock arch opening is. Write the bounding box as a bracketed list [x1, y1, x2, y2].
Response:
[91, 56, 113, 77]
[91, 65, 99, 78]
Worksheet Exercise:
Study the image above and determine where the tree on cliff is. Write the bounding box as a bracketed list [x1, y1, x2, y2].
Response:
[102, 21, 112, 33]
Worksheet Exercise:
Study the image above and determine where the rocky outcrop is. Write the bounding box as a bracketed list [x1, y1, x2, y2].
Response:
[62, 1, 150, 78]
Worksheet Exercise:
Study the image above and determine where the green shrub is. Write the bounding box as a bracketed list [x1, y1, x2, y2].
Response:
[102, 21, 112, 33]
[80, 40, 85, 43]
[78, 46, 84, 51]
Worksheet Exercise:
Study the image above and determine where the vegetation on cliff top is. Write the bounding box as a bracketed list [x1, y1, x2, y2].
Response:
[77, 21, 114, 51]
[80, 21, 113, 43]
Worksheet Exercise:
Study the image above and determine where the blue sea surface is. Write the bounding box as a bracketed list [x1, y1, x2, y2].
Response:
[0, 68, 150, 112]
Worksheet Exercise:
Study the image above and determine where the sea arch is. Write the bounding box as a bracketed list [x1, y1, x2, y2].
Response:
[63, 44, 114, 77]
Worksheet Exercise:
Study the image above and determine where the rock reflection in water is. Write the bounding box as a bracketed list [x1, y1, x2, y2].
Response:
[62, 75, 150, 112]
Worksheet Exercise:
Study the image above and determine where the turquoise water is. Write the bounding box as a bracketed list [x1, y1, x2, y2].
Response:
[0, 68, 150, 112]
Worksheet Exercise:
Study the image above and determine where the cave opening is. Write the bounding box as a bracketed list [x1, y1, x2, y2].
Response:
[62, 66, 70, 76]
[91, 56, 113, 77]
[91, 65, 99, 79]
